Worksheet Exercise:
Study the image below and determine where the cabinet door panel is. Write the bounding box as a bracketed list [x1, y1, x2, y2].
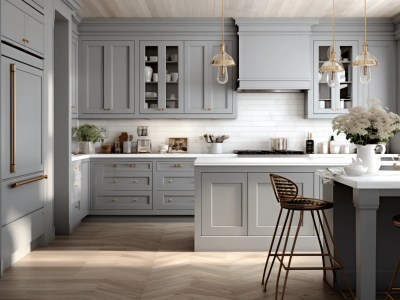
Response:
[1, 1, 25, 47]
[24, 12, 44, 54]
[248, 173, 315, 236]
[202, 173, 247, 236]
[109, 44, 135, 113]
[1, 56, 43, 179]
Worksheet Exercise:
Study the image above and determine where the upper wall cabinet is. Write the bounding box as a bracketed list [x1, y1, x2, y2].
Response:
[235, 18, 316, 91]
[0, 0, 44, 56]
[307, 40, 359, 118]
[184, 41, 235, 116]
[139, 41, 184, 114]
[79, 40, 135, 118]
[70, 23, 79, 118]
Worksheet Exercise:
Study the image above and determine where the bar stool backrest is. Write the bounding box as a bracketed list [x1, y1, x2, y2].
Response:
[270, 173, 298, 203]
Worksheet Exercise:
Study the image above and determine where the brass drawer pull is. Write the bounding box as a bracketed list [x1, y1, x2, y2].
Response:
[168, 179, 173, 183]
[132, 198, 137, 203]
[133, 180, 138, 183]
[174, 164, 183, 168]
[167, 198, 173, 203]
[11, 175, 48, 189]
[113, 180, 118, 183]
[112, 198, 117, 203]
[130, 164, 136, 168]
[22, 38, 29, 43]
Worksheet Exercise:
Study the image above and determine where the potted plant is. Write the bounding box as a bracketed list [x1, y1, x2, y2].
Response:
[72, 124, 102, 154]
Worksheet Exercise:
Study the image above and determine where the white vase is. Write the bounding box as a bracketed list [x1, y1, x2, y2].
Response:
[144, 66, 153, 82]
[81, 141, 95, 154]
[356, 144, 386, 174]
[210, 143, 222, 154]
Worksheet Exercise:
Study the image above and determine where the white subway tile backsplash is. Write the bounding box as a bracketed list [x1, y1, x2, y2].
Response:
[81, 93, 341, 154]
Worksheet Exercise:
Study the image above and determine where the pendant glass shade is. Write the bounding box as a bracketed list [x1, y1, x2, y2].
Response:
[353, 0, 379, 84]
[320, 50, 344, 88]
[210, 0, 235, 85]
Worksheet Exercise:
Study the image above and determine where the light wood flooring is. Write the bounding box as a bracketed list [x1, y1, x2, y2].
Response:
[0, 216, 382, 299]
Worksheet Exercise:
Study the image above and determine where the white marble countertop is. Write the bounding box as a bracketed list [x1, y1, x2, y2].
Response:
[71, 153, 237, 161]
[194, 156, 355, 166]
[333, 170, 400, 189]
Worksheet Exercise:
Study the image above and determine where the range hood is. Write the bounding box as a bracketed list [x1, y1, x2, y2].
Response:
[235, 18, 317, 93]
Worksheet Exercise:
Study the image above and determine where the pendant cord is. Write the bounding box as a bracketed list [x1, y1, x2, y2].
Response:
[364, 0, 367, 45]
[222, 0, 224, 45]
[332, 0, 335, 51]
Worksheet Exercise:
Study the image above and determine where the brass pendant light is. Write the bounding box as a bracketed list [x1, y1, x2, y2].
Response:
[211, 0, 236, 85]
[320, 0, 344, 88]
[352, 0, 379, 84]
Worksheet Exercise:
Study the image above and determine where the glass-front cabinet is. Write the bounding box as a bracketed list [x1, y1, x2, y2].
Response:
[140, 41, 183, 114]
[313, 40, 359, 116]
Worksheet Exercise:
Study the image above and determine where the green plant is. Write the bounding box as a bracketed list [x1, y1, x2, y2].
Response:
[72, 124, 102, 142]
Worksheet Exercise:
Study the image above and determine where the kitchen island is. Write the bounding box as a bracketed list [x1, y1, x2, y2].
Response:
[194, 156, 356, 252]
[325, 171, 400, 300]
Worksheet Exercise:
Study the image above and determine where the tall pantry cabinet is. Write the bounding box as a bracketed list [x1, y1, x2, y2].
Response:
[0, 0, 46, 274]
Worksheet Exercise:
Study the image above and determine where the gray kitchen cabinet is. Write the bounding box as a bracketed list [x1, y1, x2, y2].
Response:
[1, 46, 44, 180]
[90, 160, 153, 213]
[70, 160, 90, 232]
[70, 24, 79, 118]
[139, 41, 184, 114]
[154, 160, 195, 212]
[247, 172, 315, 236]
[201, 173, 248, 236]
[360, 40, 397, 112]
[184, 41, 235, 116]
[307, 40, 359, 119]
[79, 40, 135, 117]
[0, 0, 44, 56]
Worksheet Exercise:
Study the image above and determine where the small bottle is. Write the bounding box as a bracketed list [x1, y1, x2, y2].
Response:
[305, 132, 314, 154]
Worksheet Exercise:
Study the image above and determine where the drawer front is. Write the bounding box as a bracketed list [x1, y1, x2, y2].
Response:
[1, 173, 45, 226]
[92, 193, 152, 210]
[102, 175, 152, 191]
[155, 191, 194, 210]
[155, 172, 194, 191]
[156, 161, 194, 172]
[103, 161, 152, 172]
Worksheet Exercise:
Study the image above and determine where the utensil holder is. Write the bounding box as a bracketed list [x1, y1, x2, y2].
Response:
[210, 143, 222, 154]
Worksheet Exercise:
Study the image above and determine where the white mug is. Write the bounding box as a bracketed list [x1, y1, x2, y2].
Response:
[171, 72, 178, 82]
[152, 73, 158, 82]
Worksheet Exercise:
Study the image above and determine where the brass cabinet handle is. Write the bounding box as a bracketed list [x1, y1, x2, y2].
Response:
[10, 64, 16, 173]
[133, 180, 138, 183]
[11, 175, 48, 189]
[22, 38, 29, 44]
[168, 179, 173, 183]
[113, 179, 118, 183]
[174, 163, 183, 168]
[132, 198, 137, 203]
[167, 198, 173, 203]
[114, 163, 136, 168]
[103, 108, 112, 111]
[113, 164, 120, 167]
[112, 198, 117, 202]
[130, 164, 136, 168]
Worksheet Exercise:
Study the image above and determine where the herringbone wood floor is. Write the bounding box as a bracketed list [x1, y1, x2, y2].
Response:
[0, 216, 382, 299]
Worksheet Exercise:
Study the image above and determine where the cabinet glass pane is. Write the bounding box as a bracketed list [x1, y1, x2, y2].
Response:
[339, 46, 353, 110]
[318, 46, 332, 109]
[145, 46, 159, 110]
[166, 46, 179, 110]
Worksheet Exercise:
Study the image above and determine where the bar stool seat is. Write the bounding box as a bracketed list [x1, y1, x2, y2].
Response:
[261, 173, 354, 299]
[385, 214, 400, 300]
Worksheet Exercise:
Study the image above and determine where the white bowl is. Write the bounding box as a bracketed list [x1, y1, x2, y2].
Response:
[145, 92, 157, 98]
[344, 165, 368, 176]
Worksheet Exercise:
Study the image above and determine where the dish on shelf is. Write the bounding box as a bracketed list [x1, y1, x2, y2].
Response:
[148, 56, 158, 62]
[145, 92, 157, 98]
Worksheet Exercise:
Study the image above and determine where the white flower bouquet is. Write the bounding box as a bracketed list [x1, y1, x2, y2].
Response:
[332, 99, 400, 145]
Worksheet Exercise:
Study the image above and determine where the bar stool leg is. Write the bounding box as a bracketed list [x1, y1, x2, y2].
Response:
[262, 207, 284, 285]
[275, 210, 295, 300]
[310, 210, 329, 282]
[279, 211, 304, 300]
[264, 210, 291, 292]
[386, 257, 400, 300]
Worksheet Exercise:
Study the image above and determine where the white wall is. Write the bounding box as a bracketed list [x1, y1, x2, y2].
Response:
[80, 93, 349, 154]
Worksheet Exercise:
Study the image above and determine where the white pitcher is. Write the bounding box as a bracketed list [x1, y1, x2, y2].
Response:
[356, 144, 386, 174]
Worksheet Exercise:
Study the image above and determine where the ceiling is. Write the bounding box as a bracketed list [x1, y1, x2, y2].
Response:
[77, 0, 400, 19]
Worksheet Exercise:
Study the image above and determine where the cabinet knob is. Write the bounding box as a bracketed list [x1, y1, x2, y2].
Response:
[168, 179, 173, 183]
[74, 202, 80, 208]
[132, 198, 137, 203]
[104, 108, 112, 111]
[22, 38, 29, 44]
[167, 198, 172, 203]
[113, 180, 118, 183]
[174, 164, 183, 168]
[133, 180, 138, 183]
[130, 164, 136, 168]
[113, 164, 120, 167]
[112, 198, 117, 202]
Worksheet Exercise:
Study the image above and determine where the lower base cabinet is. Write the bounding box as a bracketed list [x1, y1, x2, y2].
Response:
[70, 160, 89, 232]
[196, 168, 321, 251]
[90, 158, 195, 215]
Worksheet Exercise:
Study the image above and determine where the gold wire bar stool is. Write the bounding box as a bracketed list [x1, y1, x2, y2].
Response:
[385, 214, 400, 300]
[261, 174, 354, 300]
